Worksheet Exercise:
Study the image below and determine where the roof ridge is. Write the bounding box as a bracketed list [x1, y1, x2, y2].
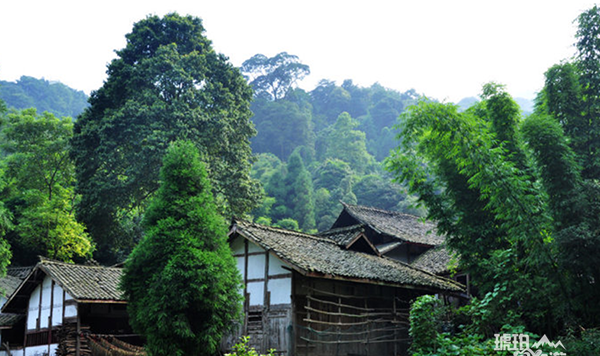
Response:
[342, 202, 424, 220]
[316, 223, 365, 236]
[234, 219, 336, 244]
[40, 259, 121, 270]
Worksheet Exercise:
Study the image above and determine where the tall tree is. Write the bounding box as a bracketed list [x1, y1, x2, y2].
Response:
[2, 109, 93, 264]
[71, 13, 260, 262]
[241, 52, 310, 100]
[325, 112, 374, 174]
[285, 152, 315, 231]
[385, 90, 572, 334]
[121, 141, 241, 356]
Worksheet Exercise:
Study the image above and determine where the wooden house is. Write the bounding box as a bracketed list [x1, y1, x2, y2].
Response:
[331, 202, 444, 263]
[227, 218, 464, 356]
[0, 259, 134, 356]
[331, 203, 470, 293]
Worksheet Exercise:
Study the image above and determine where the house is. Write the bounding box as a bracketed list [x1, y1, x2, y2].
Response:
[227, 218, 464, 356]
[0, 259, 138, 356]
[331, 203, 470, 294]
[331, 202, 444, 263]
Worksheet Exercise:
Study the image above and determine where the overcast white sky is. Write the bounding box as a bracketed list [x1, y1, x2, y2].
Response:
[1, 1, 598, 102]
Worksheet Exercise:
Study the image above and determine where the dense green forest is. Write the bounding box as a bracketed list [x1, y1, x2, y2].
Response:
[0, 76, 89, 118]
[244, 54, 427, 231]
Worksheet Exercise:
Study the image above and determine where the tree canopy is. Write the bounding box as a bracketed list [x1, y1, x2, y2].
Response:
[1, 108, 93, 264]
[121, 141, 241, 356]
[386, 82, 600, 337]
[241, 52, 310, 100]
[71, 13, 260, 262]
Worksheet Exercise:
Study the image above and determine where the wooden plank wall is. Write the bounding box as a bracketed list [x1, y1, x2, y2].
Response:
[294, 276, 419, 356]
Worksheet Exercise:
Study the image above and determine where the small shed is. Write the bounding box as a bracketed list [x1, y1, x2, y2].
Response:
[227, 219, 464, 356]
[1, 259, 133, 356]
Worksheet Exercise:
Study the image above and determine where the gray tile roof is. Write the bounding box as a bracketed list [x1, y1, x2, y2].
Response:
[38, 260, 125, 302]
[231, 220, 463, 293]
[0, 275, 23, 299]
[411, 245, 457, 275]
[339, 203, 445, 246]
[316, 224, 366, 247]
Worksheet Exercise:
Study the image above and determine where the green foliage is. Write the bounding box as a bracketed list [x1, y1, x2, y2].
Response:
[273, 218, 299, 231]
[241, 52, 310, 101]
[409, 295, 529, 356]
[71, 13, 260, 262]
[0, 76, 89, 118]
[563, 328, 600, 356]
[226, 336, 275, 356]
[1, 108, 93, 264]
[385, 88, 581, 335]
[325, 112, 374, 174]
[121, 141, 242, 356]
[409, 295, 444, 354]
[250, 98, 315, 161]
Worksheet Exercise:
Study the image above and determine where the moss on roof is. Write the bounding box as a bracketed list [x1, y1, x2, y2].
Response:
[231, 219, 463, 293]
[411, 245, 458, 275]
[338, 203, 445, 246]
[39, 260, 124, 302]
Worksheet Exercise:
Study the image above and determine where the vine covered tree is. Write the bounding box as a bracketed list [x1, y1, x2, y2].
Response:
[71, 13, 260, 262]
[121, 141, 241, 356]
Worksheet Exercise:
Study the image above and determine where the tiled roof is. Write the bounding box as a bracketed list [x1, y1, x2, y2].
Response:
[0, 275, 23, 299]
[316, 224, 366, 247]
[339, 203, 445, 246]
[411, 245, 457, 275]
[231, 220, 463, 293]
[38, 260, 125, 302]
[7, 266, 33, 279]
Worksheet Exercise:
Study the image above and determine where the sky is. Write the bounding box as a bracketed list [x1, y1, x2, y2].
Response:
[1, 1, 598, 103]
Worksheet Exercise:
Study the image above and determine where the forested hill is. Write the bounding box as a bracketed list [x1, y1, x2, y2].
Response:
[0, 76, 89, 118]
[241, 53, 426, 232]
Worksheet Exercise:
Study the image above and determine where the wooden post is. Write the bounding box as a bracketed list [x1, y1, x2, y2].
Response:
[393, 295, 398, 356]
[263, 251, 270, 353]
[243, 239, 249, 336]
[76, 305, 81, 356]
[48, 280, 55, 356]
[305, 284, 311, 356]
[365, 297, 369, 356]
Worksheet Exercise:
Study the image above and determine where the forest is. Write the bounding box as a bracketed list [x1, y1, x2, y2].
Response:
[1, 6, 599, 356]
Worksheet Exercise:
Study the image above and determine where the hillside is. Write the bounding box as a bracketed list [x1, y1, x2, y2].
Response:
[0, 76, 89, 118]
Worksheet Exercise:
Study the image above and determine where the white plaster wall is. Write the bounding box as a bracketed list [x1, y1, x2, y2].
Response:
[247, 254, 265, 280]
[24, 344, 58, 356]
[268, 278, 291, 304]
[39, 277, 52, 329]
[27, 284, 40, 330]
[268, 256, 288, 276]
[1, 349, 24, 356]
[27, 275, 74, 330]
[247, 241, 263, 253]
[64, 303, 77, 318]
[51, 283, 64, 327]
[231, 236, 245, 255]
[247, 281, 264, 306]
[235, 256, 245, 278]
